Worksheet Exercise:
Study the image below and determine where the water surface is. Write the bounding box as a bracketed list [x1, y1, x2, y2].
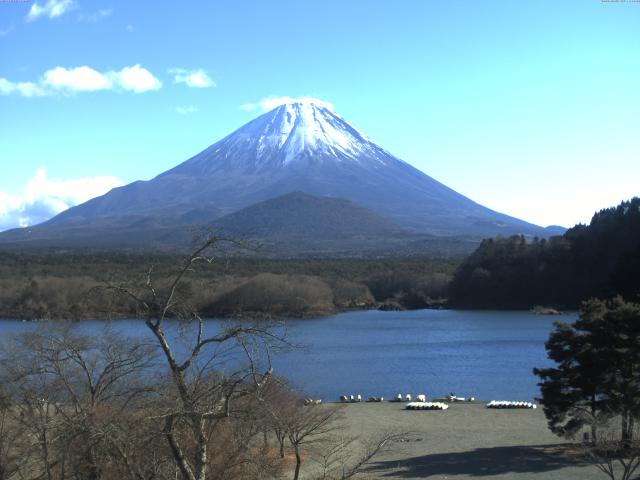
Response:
[274, 309, 575, 401]
[0, 309, 575, 402]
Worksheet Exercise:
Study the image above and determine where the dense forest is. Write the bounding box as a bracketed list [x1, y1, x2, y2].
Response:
[449, 198, 640, 309]
[0, 253, 456, 320]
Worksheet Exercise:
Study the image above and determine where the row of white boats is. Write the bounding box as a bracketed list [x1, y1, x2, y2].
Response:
[339, 393, 474, 403]
[405, 400, 537, 411]
[337, 394, 537, 410]
[406, 402, 450, 410]
[486, 400, 537, 409]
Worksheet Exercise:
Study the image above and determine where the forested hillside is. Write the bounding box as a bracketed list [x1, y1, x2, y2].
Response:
[449, 198, 640, 308]
[0, 253, 455, 320]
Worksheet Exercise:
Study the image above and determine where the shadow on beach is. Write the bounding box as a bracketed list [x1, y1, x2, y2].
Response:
[370, 443, 588, 478]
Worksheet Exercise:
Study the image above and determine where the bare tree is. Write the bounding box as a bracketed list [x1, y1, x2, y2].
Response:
[258, 378, 299, 459]
[5, 369, 62, 480]
[584, 423, 640, 480]
[262, 389, 405, 480]
[0, 388, 27, 480]
[100, 236, 283, 480]
[310, 431, 407, 480]
[284, 403, 344, 480]
[0, 325, 159, 480]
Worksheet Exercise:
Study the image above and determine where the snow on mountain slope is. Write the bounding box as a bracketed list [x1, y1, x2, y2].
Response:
[163, 101, 397, 175]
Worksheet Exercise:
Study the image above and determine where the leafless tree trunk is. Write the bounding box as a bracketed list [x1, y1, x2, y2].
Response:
[310, 431, 408, 480]
[284, 403, 343, 480]
[585, 423, 640, 480]
[100, 236, 283, 480]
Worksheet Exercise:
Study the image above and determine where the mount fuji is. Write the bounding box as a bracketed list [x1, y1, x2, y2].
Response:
[0, 101, 560, 253]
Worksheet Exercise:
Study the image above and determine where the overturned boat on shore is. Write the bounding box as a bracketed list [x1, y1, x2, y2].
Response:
[486, 400, 536, 409]
[405, 402, 449, 410]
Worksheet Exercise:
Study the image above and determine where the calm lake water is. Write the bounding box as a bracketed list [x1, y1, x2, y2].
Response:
[0, 309, 576, 402]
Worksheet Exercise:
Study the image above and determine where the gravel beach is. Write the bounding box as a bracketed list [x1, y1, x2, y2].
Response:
[338, 402, 604, 480]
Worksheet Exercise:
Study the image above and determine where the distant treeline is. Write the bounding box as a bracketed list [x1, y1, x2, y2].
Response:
[449, 198, 640, 309]
[5, 199, 638, 318]
[0, 254, 457, 320]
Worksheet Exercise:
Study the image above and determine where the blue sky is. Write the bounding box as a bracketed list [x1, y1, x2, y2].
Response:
[1, 0, 639, 230]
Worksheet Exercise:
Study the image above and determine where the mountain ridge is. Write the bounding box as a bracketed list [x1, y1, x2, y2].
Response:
[1, 100, 562, 252]
[0, 192, 479, 257]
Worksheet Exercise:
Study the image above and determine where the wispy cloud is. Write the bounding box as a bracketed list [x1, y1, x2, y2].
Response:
[0, 64, 162, 97]
[0, 78, 47, 97]
[125, 24, 134, 32]
[77, 8, 113, 23]
[0, 25, 15, 37]
[241, 96, 334, 112]
[175, 105, 199, 115]
[169, 68, 215, 88]
[0, 168, 123, 231]
[26, 0, 76, 22]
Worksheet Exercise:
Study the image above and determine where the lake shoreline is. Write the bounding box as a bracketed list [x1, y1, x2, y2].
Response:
[2, 302, 568, 323]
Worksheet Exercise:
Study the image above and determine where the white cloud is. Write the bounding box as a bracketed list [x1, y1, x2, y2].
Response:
[170, 68, 215, 88]
[240, 96, 334, 112]
[26, 0, 75, 21]
[175, 105, 198, 115]
[77, 8, 113, 22]
[0, 64, 162, 97]
[126, 24, 134, 32]
[0, 168, 123, 231]
[111, 64, 162, 93]
[43, 66, 113, 92]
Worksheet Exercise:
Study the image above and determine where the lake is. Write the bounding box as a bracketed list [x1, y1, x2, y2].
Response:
[0, 309, 575, 402]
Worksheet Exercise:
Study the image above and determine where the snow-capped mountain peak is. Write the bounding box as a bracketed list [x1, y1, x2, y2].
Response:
[256, 101, 371, 163]
[168, 101, 392, 175]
